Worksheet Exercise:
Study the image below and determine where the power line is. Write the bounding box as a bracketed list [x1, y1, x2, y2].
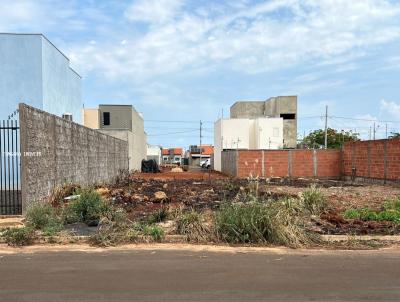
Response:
[147, 129, 198, 136]
[331, 115, 400, 124]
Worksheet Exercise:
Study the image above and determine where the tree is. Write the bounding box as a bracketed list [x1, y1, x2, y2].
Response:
[389, 132, 400, 139]
[303, 128, 359, 149]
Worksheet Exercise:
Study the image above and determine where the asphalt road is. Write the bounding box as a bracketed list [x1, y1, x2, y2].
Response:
[0, 248, 400, 301]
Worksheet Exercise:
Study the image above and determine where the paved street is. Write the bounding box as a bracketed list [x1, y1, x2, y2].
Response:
[0, 247, 399, 301]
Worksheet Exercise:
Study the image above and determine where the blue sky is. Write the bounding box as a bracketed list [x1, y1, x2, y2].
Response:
[1, 0, 400, 147]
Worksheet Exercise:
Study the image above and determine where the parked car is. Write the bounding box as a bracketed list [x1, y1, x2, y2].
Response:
[200, 158, 211, 169]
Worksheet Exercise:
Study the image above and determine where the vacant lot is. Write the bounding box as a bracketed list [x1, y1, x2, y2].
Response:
[101, 171, 400, 236]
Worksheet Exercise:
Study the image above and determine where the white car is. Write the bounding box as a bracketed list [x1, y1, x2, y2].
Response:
[200, 158, 211, 169]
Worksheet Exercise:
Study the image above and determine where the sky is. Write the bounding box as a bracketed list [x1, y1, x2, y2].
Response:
[1, 0, 400, 147]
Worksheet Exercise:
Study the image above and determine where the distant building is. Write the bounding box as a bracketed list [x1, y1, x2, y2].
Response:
[83, 105, 147, 171]
[230, 96, 297, 148]
[214, 117, 283, 171]
[0, 33, 82, 122]
[187, 145, 214, 166]
[161, 148, 184, 165]
[147, 144, 162, 165]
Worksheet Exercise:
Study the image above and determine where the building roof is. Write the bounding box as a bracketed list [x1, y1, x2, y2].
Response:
[190, 145, 214, 156]
[162, 148, 183, 156]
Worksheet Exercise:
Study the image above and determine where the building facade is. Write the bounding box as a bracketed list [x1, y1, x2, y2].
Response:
[161, 148, 184, 165]
[83, 105, 147, 171]
[230, 96, 297, 148]
[214, 117, 283, 171]
[187, 145, 214, 166]
[147, 144, 162, 165]
[0, 33, 82, 122]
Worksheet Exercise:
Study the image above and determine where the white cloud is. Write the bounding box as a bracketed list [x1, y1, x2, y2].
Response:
[380, 99, 400, 118]
[63, 0, 400, 82]
[124, 0, 184, 24]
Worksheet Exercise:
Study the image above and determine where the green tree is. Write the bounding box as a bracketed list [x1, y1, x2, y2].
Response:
[389, 132, 400, 139]
[303, 128, 359, 149]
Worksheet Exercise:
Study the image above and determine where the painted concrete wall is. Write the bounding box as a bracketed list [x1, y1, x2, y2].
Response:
[214, 118, 251, 171]
[0, 34, 82, 122]
[91, 105, 147, 171]
[42, 38, 82, 123]
[19, 103, 128, 212]
[214, 118, 283, 171]
[82, 109, 100, 129]
[0, 34, 42, 119]
[254, 118, 283, 149]
[230, 96, 297, 148]
[147, 145, 162, 164]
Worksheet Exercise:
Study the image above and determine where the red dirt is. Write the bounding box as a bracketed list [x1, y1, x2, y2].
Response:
[136, 170, 228, 181]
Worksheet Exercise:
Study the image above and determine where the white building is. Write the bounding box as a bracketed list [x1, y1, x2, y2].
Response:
[146, 144, 162, 165]
[214, 117, 283, 171]
[83, 105, 147, 171]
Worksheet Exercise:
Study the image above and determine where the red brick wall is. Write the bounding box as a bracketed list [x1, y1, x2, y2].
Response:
[342, 139, 400, 181]
[226, 140, 399, 180]
[235, 149, 341, 178]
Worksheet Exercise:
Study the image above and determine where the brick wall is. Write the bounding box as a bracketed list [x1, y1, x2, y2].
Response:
[19, 104, 129, 212]
[342, 139, 400, 182]
[223, 140, 399, 182]
[223, 149, 341, 178]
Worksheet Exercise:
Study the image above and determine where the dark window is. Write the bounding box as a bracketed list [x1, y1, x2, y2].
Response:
[103, 112, 110, 126]
[280, 113, 296, 120]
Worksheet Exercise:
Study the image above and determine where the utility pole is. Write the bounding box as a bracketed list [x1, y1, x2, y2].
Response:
[199, 120, 202, 166]
[373, 122, 376, 140]
[386, 123, 388, 139]
[324, 105, 328, 149]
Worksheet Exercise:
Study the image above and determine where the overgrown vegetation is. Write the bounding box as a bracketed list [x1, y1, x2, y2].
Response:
[64, 189, 112, 224]
[215, 197, 319, 247]
[89, 209, 139, 246]
[301, 185, 327, 215]
[175, 209, 214, 242]
[344, 197, 400, 223]
[148, 207, 169, 224]
[2, 227, 35, 246]
[25, 202, 63, 236]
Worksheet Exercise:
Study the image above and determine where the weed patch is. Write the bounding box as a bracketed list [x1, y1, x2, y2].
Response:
[300, 185, 326, 215]
[175, 210, 214, 242]
[25, 202, 63, 235]
[215, 198, 319, 247]
[65, 189, 111, 225]
[2, 227, 35, 246]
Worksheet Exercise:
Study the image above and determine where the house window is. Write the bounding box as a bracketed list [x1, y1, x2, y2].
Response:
[163, 156, 168, 161]
[103, 112, 110, 126]
[273, 127, 279, 137]
[280, 113, 295, 120]
[174, 157, 180, 162]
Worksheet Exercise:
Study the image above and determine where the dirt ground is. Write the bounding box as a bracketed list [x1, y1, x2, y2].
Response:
[99, 171, 400, 236]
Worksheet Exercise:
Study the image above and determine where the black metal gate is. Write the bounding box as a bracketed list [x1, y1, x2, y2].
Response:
[0, 120, 22, 215]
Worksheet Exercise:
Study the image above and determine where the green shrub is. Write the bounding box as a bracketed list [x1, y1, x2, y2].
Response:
[215, 199, 316, 247]
[301, 185, 326, 215]
[344, 207, 400, 224]
[148, 207, 169, 224]
[66, 189, 111, 224]
[145, 225, 165, 242]
[343, 208, 360, 219]
[25, 202, 63, 235]
[3, 227, 35, 246]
